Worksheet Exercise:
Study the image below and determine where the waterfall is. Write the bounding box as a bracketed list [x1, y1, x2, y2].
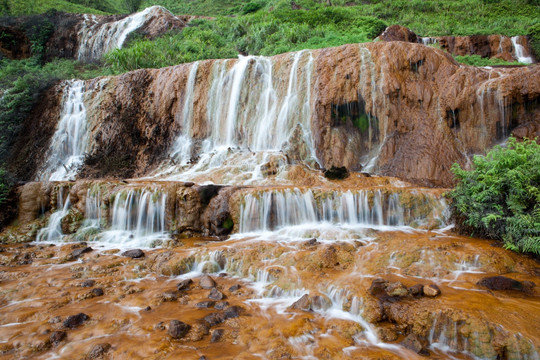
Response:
[157, 50, 317, 183]
[238, 188, 446, 233]
[36, 188, 71, 242]
[96, 188, 168, 247]
[38, 80, 88, 181]
[511, 36, 534, 64]
[77, 6, 172, 62]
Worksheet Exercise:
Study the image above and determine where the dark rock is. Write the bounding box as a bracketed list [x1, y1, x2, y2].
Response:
[423, 284, 441, 297]
[160, 291, 180, 302]
[477, 276, 533, 292]
[305, 238, 318, 246]
[154, 322, 166, 330]
[400, 334, 429, 355]
[49, 331, 66, 345]
[71, 247, 93, 258]
[184, 182, 195, 187]
[200, 275, 217, 289]
[87, 343, 111, 359]
[223, 305, 244, 319]
[203, 312, 225, 327]
[144, 306, 151, 311]
[214, 301, 229, 310]
[378, 25, 418, 43]
[408, 284, 424, 296]
[81, 280, 96, 288]
[228, 284, 241, 292]
[91, 288, 104, 297]
[168, 320, 191, 339]
[199, 357, 208, 360]
[211, 328, 225, 343]
[323, 166, 349, 180]
[121, 249, 144, 258]
[208, 288, 225, 300]
[369, 278, 389, 298]
[63, 313, 89, 329]
[218, 272, 228, 277]
[177, 278, 193, 291]
[196, 301, 216, 309]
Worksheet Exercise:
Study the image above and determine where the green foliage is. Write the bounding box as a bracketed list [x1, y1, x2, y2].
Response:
[529, 23, 540, 59]
[454, 55, 524, 67]
[449, 137, 540, 254]
[105, 9, 386, 72]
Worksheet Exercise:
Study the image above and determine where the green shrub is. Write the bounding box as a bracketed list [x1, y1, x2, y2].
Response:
[528, 23, 540, 59]
[454, 54, 524, 67]
[449, 137, 540, 254]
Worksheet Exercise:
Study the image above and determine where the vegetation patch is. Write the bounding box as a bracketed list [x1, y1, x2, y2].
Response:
[449, 137, 540, 255]
[454, 55, 525, 67]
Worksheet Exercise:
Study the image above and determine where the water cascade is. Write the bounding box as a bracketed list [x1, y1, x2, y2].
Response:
[38, 80, 88, 181]
[511, 36, 534, 64]
[36, 187, 71, 242]
[156, 50, 316, 183]
[238, 188, 447, 234]
[96, 188, 168, 247]
[77, 6, 172, 62]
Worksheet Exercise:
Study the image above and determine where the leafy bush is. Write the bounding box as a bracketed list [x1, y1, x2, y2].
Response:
[449, 137, 540, 254]
[529, 23, 540, 59]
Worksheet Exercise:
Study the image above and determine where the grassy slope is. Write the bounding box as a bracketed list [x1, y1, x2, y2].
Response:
[0, 0, 127, 16]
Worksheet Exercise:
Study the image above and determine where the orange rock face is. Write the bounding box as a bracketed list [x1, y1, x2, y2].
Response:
[9, 42, 540, 187]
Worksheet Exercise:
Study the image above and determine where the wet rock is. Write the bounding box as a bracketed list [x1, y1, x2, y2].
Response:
[71, 247, 93, 258]
[376, 327, 398, 342]
[321, 245, 339, 268]
[400, 334, 429, 356]
[144, 306, 152, 311]
[228, 284, 240, 292]
[196, 301, 216, 309]
[223, 305, 244, 319]
[86, 343, 111, 359]
[408, 284, 424, 296]
[159, 291, 180, 302]
[168, 320, 191, 339]
[177, 278, 193, 291]
[386, 282, 408, 297]
[378, 25, 418, 43]
[154, 322, 166, 330]
[477, 276, 534, 292]
[187, 321, 209, 341]
[211, 328, 224, 342]
[49, 316, 62, 324]
[369, 278, 389, 298]
[214, 301, 229, 310]
[199, 357, 208, 360]
[289, 294, 311, 311]
[423, 284, 441, 297]
[49, 331, 66, 345]
[91, 288, 104, 297]
[323, 166, 349, 180]
[184, 182, 195, 187]
[200, 275, 217, 289]
[15, 252, 33, 265]
[208, 288, 225, 300]
[81, 279, 96, 288]
[203, 312, 225, 327]
[121, 249, 145, 258]
[63, 313, 89, 329]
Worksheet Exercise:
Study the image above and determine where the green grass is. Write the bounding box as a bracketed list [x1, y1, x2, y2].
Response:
[454, 55, 525, 67]
[0, 0, 130, 16]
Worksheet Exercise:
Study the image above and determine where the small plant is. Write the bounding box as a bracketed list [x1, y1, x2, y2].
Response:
[449, 137, 540, 254]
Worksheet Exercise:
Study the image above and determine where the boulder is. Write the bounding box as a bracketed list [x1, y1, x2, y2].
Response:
[378, 25, 418, 43]
[168, 320, 191, 339]
[477, 276, 534, 292]
[63, 313, 89, 329]
[121, 249, 145, 258]
[199, 275, 217, 289]
[423, 284, 441, 297]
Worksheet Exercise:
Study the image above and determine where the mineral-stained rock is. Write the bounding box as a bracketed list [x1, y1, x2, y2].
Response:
[408, 284, 424, 296]
[199, 275, 217, 289]
[177, 278, 193, 291]
[385, 282, 408, 297]
[187, 321, 210, 341]
[71, 247, 93, 258]
[423, 284, 441, 297]
[91, 288, 104, 297]
[214, 301, 229, 310]
[121, 249, 145, 258]
[63, 313, 89, 329]
[81, 280, 96, 288]
[86, 343, 111, 359]
[378, 25, 418, 43]
[211, 329, 225, 343]
[208, 288, 225, 300]
[203, 312, 226, 327]
[477, 276, 534, 292]
[168, 320, 191, 339]
[223, 305, 244, 319]
[400, 334, 429, 355]
[196, 301, 215, 309]
[49, 331, 66, 345]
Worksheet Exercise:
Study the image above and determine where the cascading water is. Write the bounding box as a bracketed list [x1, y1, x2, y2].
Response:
[511, 36, 534, 64]
[77, 6, 172, 62]
[156, 50, 317, 183]
[238, 188, 447, 234]
[96, 188, 168, 248]
[36, 188, 71, 242]
[38, 80, 88, 181]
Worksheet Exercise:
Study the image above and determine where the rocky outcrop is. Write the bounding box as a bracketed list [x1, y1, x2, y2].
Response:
[0, 6, 188, 63]
[379, 26, 536, 64]
[9, 42, 540, 187]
